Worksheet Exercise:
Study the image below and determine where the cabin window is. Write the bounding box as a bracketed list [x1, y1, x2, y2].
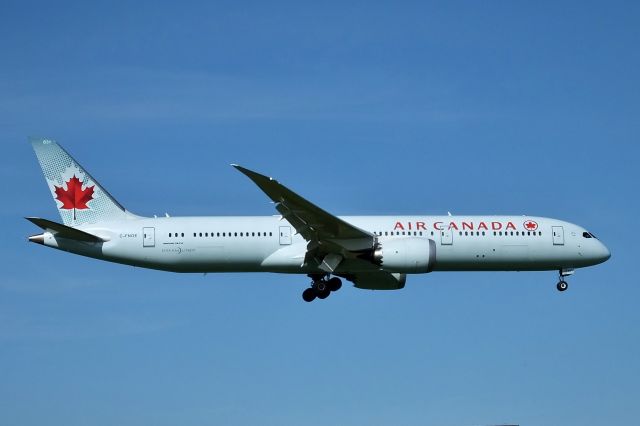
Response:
[169, 233, 172, 237]
[482, 231, 485, 236]
[269, 232, 273, 236]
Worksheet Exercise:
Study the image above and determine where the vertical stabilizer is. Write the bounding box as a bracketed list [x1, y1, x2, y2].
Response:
[30, 137, 136, 226]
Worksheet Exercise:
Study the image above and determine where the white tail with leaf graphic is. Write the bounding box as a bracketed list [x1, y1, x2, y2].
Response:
[30, 137, 137, 226]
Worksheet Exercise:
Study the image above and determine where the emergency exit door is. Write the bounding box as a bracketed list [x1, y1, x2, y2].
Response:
[279, 226, 292, 245]
[440, 229, 453, 245]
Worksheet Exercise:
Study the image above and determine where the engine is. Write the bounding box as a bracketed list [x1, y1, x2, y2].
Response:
[372, 237, 436, 273]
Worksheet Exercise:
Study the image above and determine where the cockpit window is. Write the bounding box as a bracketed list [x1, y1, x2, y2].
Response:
[582, 232, 592, 238]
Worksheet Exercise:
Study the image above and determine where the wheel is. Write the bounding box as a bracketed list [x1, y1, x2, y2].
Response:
[316, 288, 331, 299]
[556, 281, 568, 292]
[315, 281, 328, 293]
[328, 277, 342, 292]
[302, 288, 316, 302]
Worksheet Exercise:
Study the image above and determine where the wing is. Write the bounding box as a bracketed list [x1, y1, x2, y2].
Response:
[233, 165, 376, 271]
[233, 165, 373, 245]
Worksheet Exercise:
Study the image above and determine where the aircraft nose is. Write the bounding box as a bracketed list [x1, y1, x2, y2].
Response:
[597, 242, 611, 263]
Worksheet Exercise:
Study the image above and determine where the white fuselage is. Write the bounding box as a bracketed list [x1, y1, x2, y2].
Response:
[37, 215, 611, 274]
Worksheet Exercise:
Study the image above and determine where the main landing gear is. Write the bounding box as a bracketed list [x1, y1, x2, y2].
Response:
[302, 275, 342, 302]
[556, 268, 574, 292]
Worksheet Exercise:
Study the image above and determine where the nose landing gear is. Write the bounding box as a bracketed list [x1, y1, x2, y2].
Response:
[302, 275, 343, 302]
[556, 268, 574, 292]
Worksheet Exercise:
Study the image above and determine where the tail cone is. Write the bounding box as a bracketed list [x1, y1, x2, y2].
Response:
[28, 234, 44, 245]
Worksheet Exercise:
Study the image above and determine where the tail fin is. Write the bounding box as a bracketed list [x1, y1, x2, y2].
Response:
[30, 137, 136, 226]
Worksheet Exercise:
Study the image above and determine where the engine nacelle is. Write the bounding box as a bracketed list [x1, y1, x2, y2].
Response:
[372, 237, 436, 273]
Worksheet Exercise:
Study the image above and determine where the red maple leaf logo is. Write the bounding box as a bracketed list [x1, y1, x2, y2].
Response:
[524, 220, 538, 231]
[54, 175, 95, 220]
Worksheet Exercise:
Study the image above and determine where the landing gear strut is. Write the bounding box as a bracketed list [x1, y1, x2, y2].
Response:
[301, 275, 342, 302]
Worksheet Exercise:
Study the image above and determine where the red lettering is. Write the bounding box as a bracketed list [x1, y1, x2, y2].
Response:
[462, 222, 474, 230]
[408, 222, 412, 230]
[416, 221, 427, 230]
[433, 222, 444, 231]
[394, 222, 405, 231]
[492, 221, 502, 230]
[506, 222, 516, 230]
[478, 222, 488, 230]
[449, 222, 459, 230]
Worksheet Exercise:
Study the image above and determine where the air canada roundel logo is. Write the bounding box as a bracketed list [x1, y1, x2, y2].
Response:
[523, 220, 538, 231]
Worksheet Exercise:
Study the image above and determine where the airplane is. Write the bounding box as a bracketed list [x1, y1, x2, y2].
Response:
[26, 138, 611, 302]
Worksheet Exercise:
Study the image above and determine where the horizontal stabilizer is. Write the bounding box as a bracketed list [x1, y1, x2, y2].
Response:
[25, 217, 104, 242]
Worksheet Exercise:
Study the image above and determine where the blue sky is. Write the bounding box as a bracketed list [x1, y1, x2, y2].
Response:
[1, 1, 638, 425]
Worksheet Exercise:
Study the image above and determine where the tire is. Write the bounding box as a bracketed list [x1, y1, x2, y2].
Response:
[328, 277, 342, 292]
[556, 281, 568, 292]
[302, 288, 316, 302]
[317, 289, 331, 299]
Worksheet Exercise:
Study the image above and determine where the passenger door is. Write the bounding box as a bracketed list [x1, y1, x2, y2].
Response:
[552, 226, 564, 245]
[143, 227, 155, 247]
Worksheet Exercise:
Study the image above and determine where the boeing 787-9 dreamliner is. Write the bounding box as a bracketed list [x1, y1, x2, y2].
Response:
[27, 138, 610, 302]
